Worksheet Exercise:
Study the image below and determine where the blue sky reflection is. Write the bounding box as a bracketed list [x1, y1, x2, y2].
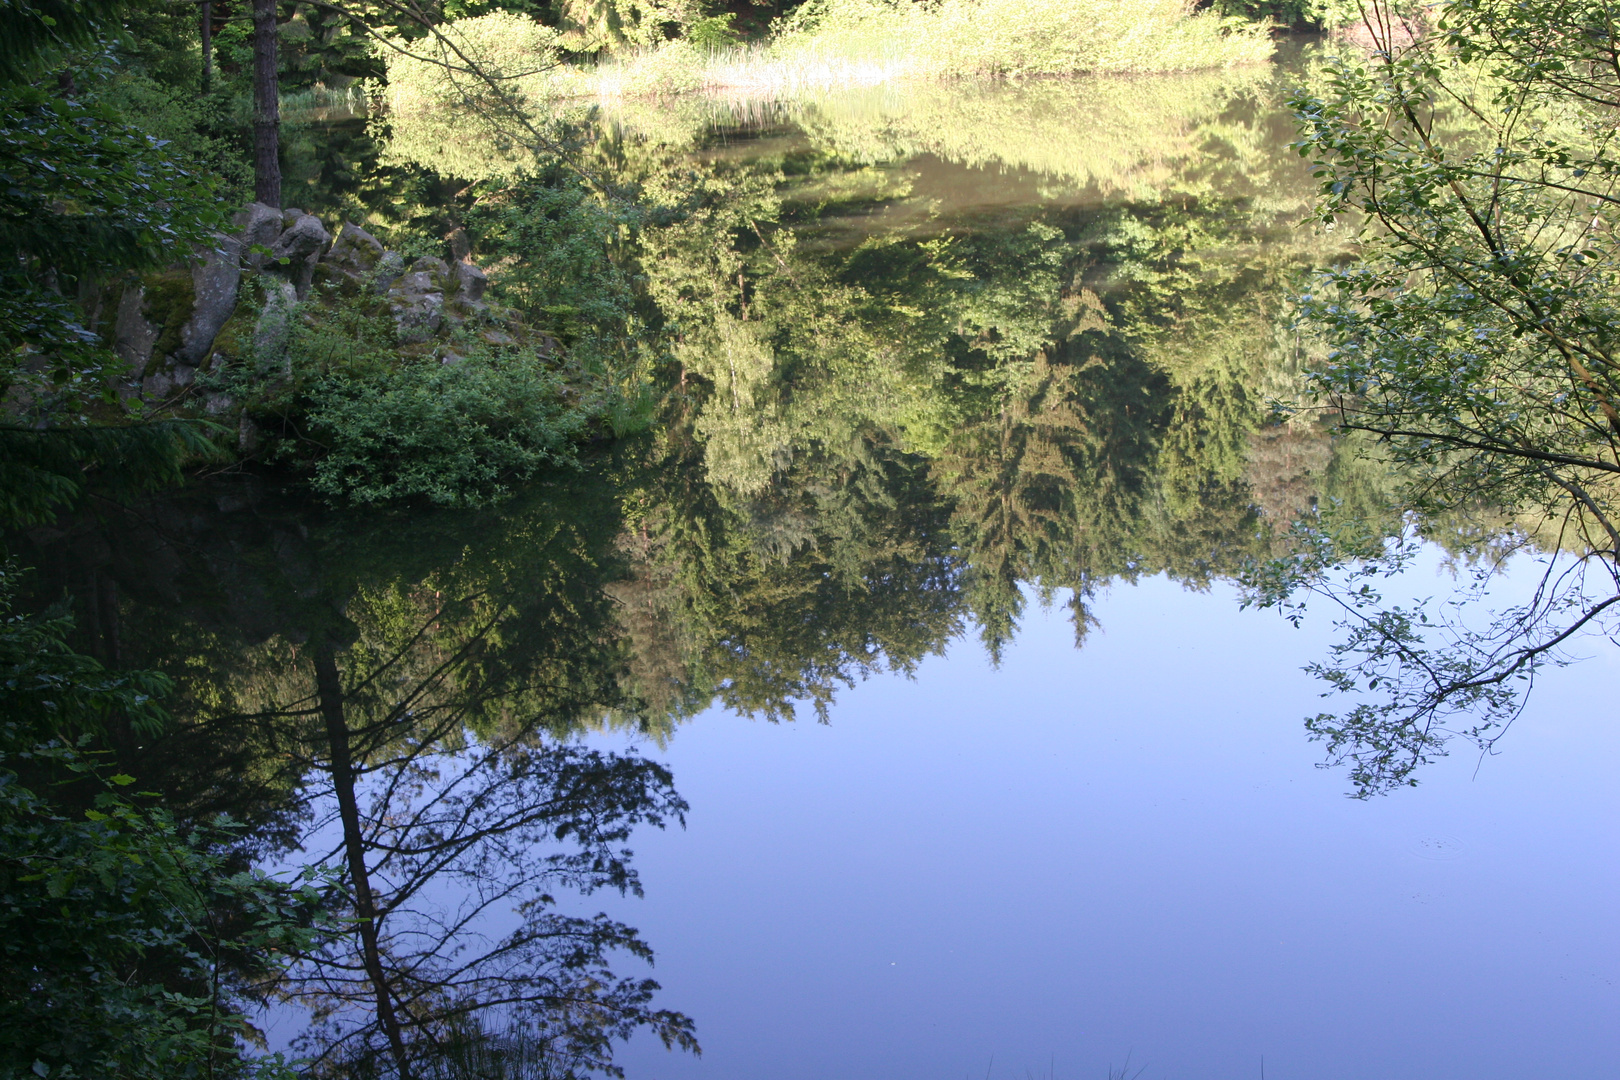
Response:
[591, 572, 1619, 1080]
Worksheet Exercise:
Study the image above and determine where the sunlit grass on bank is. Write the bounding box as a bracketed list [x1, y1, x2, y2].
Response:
[279, 81, 369, 121]
[388, 0, 1273, 114]
[578, 0, 1272, 97]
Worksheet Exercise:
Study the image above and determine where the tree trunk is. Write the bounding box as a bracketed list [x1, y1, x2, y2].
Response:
[314, 644, 413, 1080]
[201, 2, 212, 89]
[252, 0, 281, 208]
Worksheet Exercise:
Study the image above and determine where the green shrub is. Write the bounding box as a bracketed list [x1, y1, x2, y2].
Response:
[302, 349, 591, 508]
[687, 13, 742, 49]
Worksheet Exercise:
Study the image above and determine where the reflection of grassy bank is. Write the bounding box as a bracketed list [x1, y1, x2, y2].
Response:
[600, 71, 1297, 203]
[388, 67, 1301, 204]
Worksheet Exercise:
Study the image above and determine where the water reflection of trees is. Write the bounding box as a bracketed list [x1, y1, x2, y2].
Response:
[17, 479, 698, 1077]
[16, 74, 1405, 1069]
[22, 212, 1362, 1059]
[617, 127, 1375, 682]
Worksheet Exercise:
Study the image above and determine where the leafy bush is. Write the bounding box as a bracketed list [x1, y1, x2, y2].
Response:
[206, 269, 621, 508]
[302, 350, 591, 508]
[0, 755, 318, 1080]
[687, 13, 742, 50]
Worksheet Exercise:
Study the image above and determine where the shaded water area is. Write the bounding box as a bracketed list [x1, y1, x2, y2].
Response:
[24, 66, 1619, 1078]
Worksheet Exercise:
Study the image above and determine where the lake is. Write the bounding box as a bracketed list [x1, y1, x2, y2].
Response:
[29, 61, 1618, 1080]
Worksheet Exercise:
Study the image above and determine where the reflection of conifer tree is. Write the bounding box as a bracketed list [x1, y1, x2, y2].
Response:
[935, 340, 1169, 657]
[612, 397, 964, 724]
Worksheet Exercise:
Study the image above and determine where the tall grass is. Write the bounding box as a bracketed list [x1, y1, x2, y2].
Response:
[583, 0, 1272, 97]
[765, 0, 1273, 79]
[279, 82, 370, 121]
[389, 0, 1273, 111]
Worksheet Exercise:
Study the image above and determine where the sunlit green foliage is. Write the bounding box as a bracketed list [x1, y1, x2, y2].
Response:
[1244, 0, 1620, 794]
[549, 0, 1273, 99]
[768, 0, 1273, 78]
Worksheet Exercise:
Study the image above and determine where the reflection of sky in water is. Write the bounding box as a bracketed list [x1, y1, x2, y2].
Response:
[588, 565, 1618, 1080]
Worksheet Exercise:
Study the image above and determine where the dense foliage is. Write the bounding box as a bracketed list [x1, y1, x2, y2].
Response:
[0, 566, 319, 1080]
[20, 0, 1580, 1075]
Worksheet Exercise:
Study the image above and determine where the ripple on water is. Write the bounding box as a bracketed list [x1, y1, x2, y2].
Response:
[1409, 834, 1468, 861]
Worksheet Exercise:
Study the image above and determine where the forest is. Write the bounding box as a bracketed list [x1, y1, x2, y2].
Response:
[4, 1, 1618, 1078]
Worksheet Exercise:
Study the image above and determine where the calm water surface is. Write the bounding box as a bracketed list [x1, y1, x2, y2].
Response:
[593, 573, 1619, 1079]
[36, 66, 1619, 1079]
[595, 78, 1615, 1078]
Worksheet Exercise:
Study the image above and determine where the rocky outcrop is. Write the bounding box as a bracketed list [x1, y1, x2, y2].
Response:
[272, 212, 331, 263]
[112, 283, 161, 377]
[271, 212, 332, 300]
[455, 261, 488, 303]
[326, 222, 385, 276]
[253, 280, 300, 372]
[118, 205, 501, 403]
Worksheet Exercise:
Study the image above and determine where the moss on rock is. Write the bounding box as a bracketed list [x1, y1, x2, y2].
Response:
[141, 270, 197, 359]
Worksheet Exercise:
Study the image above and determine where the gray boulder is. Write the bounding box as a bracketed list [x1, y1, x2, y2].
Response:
[371, 250, 405, 293]
[293, 252, 322, 301]
[271, 213, 332, 266]
[270, 215, 331, 301]
[112, 282, 160, 377]
[390, 289, 445, 344]
[175, 232, 242, 365]
[238, 415, 262, 455]
[393, 270, 436, 295]
[254, 280, 300, 370]
[408, 256, 452, 291]
[327, 222, 386, 275]
[234, 202, 283, 269]
[455, 260, 488, 303]
[142, 370, 175, 400]
[387, 264, 446, 344]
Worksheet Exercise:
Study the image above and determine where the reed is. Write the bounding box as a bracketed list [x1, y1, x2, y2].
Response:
[389, 0, 1273, 110]
[583, 0, 1272, 99]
